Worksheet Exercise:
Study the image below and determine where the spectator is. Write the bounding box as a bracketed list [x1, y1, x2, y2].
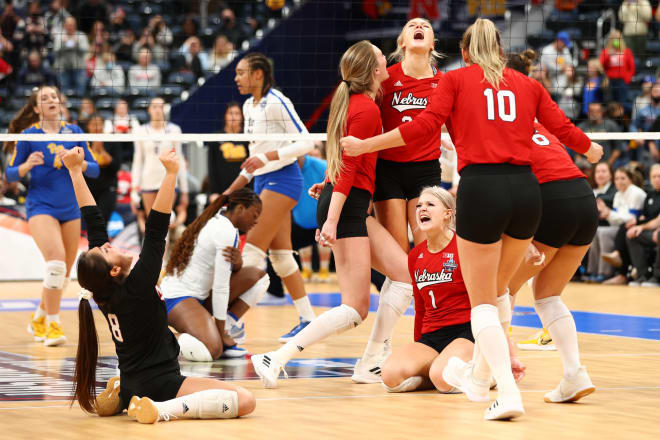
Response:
[529, 62, 552, 93]
[578, 102, 625, 166]
[177, 36, 208, 79]
[592, 161, 617, 220]
[44, 0, 71, 38]
[84, 38, 106, 84]
[107, 6, 128, 46]
[13, 1, 48, 56]
[87, 20, 108, 47]
[53, 16, 89, 96]
[174, 16, 198, 48]
[556, 64, 582, 120]
[631, 83, 660, 162]
[582, 58, 609, 118]
[113, 28, 134, 63]
[208, 34, 236, 73]
[607, 101, 631, 132]
[606, 164, 660, 285]
[219, 8, 247, 47]
[17, 49, 56, 88]
[619, 0, 652, 59]
[600, 30, 635, 114]
[77, 96, 96, 128]
[147, 15, 173, 50]
[128, 47, 161, 89]
[540, 31, 574, 93]
[75, 0, 108, 35]
[90, 49, 125, 93]
[633, 75, 655, 121]
[133, 25, 167, 62]
[103, 98, 139, 163]
[85, 113, 121, 223]
[587, 167, 647, 282]
[0, 0, 20, 71]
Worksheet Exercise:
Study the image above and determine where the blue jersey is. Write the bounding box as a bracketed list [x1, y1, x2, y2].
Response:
[5, 122, 100, 220]
[292, 155, 327, 229]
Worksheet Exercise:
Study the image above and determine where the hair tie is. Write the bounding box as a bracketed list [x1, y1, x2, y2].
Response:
[78, 288, 93, 302]
[342, 79, 351, 86]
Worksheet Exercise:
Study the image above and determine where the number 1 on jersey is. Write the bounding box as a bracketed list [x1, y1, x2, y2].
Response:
[484, 88, 516, 122]
[428, 290, 437, 309]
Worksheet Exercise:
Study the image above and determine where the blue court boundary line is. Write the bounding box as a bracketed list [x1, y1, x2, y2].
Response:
[2, 292, 660, 341]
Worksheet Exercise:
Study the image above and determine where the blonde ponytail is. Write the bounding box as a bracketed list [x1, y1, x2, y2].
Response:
[461, 18, 506, 89]
[326, 41, 379, 184]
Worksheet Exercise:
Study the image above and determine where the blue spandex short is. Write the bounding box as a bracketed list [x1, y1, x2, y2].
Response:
[27, 202, 81, 222]
[254, 162, 304, 202]
[164, 296, 204, 315]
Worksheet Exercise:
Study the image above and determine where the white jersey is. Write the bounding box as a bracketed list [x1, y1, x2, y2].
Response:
[243, 88, 311, 176]
[131, 122, 189, 193]
[161, 213, 239, 302]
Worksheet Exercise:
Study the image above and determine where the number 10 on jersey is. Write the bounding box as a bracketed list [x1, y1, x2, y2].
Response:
[484, 88, 516, 122]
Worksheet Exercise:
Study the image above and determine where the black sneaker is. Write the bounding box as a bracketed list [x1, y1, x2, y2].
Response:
[641, 276, 660, 288]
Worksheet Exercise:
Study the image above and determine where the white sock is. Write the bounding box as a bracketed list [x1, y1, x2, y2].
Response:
[178, 333, 213, 362]
[293, 296, 316, 322]
[534, 296, 581, 378]
[363, 279, 412, 358]
[46, 314, 60, 324]
[34, 305, 46, 320]
[509, 292, 517, 313]
[471, 342, 491, 384]
[471, 304, 518, 399]
[497, 290, 512, 332]
[153, 389, 239, 420]
[277, 304, 362, 363]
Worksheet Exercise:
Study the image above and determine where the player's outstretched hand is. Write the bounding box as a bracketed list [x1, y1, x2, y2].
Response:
[61, 147, 84, 171]
[340, 136, 366, 157]
[159, 149, 179, 175]
[585, 142, 604, 163]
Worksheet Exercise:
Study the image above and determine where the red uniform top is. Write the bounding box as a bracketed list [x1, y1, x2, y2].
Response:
[599, 48, 635, 84]
[531, 122, 586, 184]
[398, 64, 591, 173]
[379, 62, 443, 162]
[408, 235, 472, 341]
[331, 93, 380, 196]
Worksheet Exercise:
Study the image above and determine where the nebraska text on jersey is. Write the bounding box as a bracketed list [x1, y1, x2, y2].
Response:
[415, 268, 454, 289]
[391, 92, 428, 112]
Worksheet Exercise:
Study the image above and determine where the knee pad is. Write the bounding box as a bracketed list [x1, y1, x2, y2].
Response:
[242, 243, 267, 271]
[198, 389, 239, 419]
[380, 280, 413, 316]
[268, 249, 299, 278]
[470, 304, 500, 340]
[382, 376, 423, 393]
[239, 274, 270, 307]
[534, 296, 571, 328]
[178, 333, 213, 362]
[43, 260, 66, 290]
[496, 292, 512, 326]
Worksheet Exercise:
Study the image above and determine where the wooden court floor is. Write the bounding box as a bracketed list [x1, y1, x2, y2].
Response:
[0, 280, 658, 439]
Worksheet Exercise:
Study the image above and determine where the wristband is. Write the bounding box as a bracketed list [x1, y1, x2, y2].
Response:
[130, 190, 141, 205]
[239, 169, 254, 182]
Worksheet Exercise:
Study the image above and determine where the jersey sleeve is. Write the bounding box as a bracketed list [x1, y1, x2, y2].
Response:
[271, 94, 314, 160]
[408, 248, 425, 342]
[534, 81, 591, 154]
[5, 140, 30, 182]
[211, 226, 239, 319]
[78, 126, 100, 178]
[125, 209, 170, 296]
[81, 205, 109, 248]
[332, 105, 380, 196]
[399, 73, 455, 144]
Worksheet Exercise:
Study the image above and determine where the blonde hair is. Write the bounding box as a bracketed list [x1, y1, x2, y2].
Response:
[326, 40, 379, 184]
[389, 18, 444, 64]
[606, 29, 627, 52]
[460, 18, 506, 89]
[419, 186, 456, 229]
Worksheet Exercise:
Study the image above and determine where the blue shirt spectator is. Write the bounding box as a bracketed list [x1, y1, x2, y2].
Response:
[292, 154, 327, 230]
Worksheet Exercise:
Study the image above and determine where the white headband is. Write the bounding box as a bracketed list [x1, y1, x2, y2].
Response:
[78, 288, 93, 302]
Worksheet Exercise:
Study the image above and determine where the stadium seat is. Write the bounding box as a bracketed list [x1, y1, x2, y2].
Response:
[167, 71, 196, 87]
[96, 98, 117, 111]
[8, 97, 25, 111]
[131, 97, 151, 110]
[66, 98, 82, 112]
[126, 87, 156, 100]
[130, 110, 149, 124]
[158, 85, 183, 102]
[98, 110, 114, 121]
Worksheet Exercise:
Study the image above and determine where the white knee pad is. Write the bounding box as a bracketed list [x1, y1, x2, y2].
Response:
[496, 292, 512, 327]
[534, 296, 571, 328]
[239, 274, 270, 307]
[382, 376, 423, 393]
[269, 249, 299, 278]
[380, 280, 413, 316]
[242, 243, 267, 271]
[470, 304, 500, 340]
[43, 260, 66, 290]
[178, 333, 213, 362]
[198, 389, 239, 419]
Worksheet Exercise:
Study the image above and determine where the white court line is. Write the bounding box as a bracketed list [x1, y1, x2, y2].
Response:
[1, 386, 660, 410]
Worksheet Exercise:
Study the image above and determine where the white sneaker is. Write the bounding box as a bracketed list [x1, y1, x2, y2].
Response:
[544, 366, 595, 403]
[251, 351, 288, 388]
[484, 395, 525, 420]
[225, 312, 245, 345]
[441, 357, 490, 402]
[352, 355, 386, 384]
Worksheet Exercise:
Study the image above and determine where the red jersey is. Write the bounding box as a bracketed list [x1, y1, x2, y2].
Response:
[331, 93, 380, 196]
[399, 64, 591, 172]
[379, 62, 443, 162]
[408, 235, 471, 341]
[599, 48, 635, 84]
[531, 123, 586, 184]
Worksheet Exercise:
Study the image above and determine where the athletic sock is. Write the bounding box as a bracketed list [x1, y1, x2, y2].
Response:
[34, 305, 46, 320]
[496, 290, 512, 332]
[153, 389, 239, 420]
[535, 296, 581, 378]
[293, 296, 316, 322]
[362, 279, 411, 358]
[471, 304, 518, 399]
[46, 314, 60, 324]
[277, 304, 362, 363]
[509, 292, 517, 313]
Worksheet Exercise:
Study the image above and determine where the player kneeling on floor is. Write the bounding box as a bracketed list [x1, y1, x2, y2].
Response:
[161, 188, 269, 360]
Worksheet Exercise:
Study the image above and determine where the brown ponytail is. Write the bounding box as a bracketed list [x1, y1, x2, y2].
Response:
[506, 49, 538, 76]
[165, 188, 262, 276]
